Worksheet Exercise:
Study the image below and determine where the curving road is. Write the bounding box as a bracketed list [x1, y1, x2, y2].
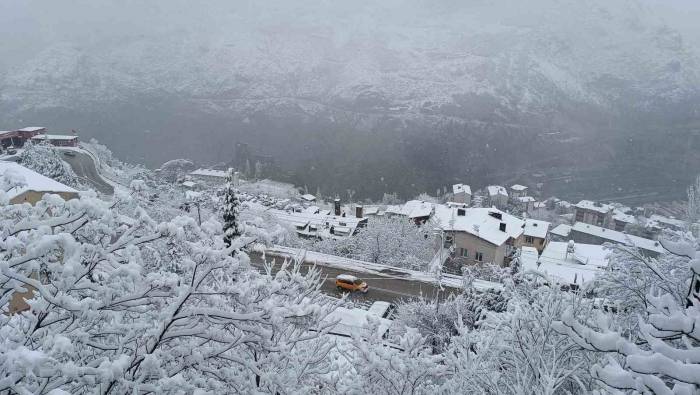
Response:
[248, 251, 458, 305]
[58, 149, 114, 195]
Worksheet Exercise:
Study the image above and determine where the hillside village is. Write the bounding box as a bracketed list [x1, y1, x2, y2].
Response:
[1, 125, 689, 293]
[2, 126, 699, 393]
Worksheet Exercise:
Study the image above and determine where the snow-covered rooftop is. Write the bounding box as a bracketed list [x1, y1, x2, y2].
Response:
[433, 206, 524, 246]
[517, 196, 536, 203]
[268, 208, 367, 239]
[181, 181, 197, 188]
[31, 134, 77, 141]
[571, 222, 663, 254]
[16, 127, 45, 132]
[300, 193, 316, 202]
[190, 168, 228, 178]
[524, 218, 550, 239]
[575, 200, 612, 214]
[487, 185, 508, 197]
[520, 241, 610, 286]
[510, 184, 528, 191]
[612, 211, 636, 224]
[386, 200, 434, 219]
[323, 306, 392, 338]
[0, 161, 78, 200]
[452, 183, 471, 195]
[550, 223, 572, 238]
[648, 214, 685, 230]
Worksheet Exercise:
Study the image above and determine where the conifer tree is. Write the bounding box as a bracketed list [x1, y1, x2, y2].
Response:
[223, 168, 241, 248]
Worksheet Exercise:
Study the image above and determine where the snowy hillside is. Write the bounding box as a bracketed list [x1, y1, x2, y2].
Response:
[1, 0, 698, 119]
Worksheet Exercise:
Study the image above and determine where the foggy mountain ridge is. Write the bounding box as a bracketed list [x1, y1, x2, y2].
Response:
[0, 0, 699, 201]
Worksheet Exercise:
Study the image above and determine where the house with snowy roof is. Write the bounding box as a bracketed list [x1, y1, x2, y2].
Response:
[386, 200, 434, 224]
[520, 241, 610, 288]
[569, 222, 663, 257]
[31, 134, 78, 147]
[0, 162, 79, 205]
[267, 208, 367, 240]
[486, 185, 508, 209]
[510, 184, 528, 199]
[517, 196, 536, 213]
[574, 200, 637, 231]
[432, 205, 525, 266]
[451, 183, 471, 205]
[522, 218, 550, 253]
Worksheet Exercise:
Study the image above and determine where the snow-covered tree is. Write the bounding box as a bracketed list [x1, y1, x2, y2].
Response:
[555, 237, 700, 394]
[338, 323, 445, 395]
[0, 189, 339, 393]
[393, 287, 507, 353]
[17, 142, 82, 188]
[297, 216, 434, 270]
[444, 276, 599, 394]
[222, 168, 242, 248]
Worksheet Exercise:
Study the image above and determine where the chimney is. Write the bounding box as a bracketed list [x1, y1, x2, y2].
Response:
[499, 222, 506, 232]
[489, 212, 503, 220]
[356, 205, 363, 218]
[334, 198, 341, 216]
[457, 208, 466, 216]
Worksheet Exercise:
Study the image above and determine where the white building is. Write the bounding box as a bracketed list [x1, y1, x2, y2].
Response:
[432, 205, 525, 266]
[569, 222, 663, 257]
[520, 241, 611, 288]
[451, 183, 472, 205]
[522, 218, 550, 252]
[510, 184, 528, 199]
[486, 185, 509, 209]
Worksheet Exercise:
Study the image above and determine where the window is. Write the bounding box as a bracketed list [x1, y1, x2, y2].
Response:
[525, 235, 534, 244]
[575, 211, 584, 221]
[475, 252, 483, 262]
[460, 248, 469, 258]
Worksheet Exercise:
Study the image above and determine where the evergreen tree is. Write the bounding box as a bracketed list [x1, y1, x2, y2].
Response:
[223, 168, 241, 248]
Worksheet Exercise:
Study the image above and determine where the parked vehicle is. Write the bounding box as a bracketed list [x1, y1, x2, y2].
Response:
[63, 151, 76, 157]
[335, 274, 369, 293]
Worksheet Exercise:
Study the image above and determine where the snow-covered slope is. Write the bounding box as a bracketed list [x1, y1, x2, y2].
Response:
[1, 0, 697, 120]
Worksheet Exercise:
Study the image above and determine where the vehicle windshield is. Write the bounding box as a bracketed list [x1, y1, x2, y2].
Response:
[354, 279, 363, 285]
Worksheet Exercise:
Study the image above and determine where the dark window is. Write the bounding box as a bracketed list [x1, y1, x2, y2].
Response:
[475, 252, 483, 262]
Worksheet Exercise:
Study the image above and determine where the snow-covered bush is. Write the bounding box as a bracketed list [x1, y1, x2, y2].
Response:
[444, 276, 600, 394]
[393, 287, 507, 353]
[17, 142, 82, 188]
[0, 191, 338, 393]
[338, 324, 445, 395]
[555, 237, 700, 394]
